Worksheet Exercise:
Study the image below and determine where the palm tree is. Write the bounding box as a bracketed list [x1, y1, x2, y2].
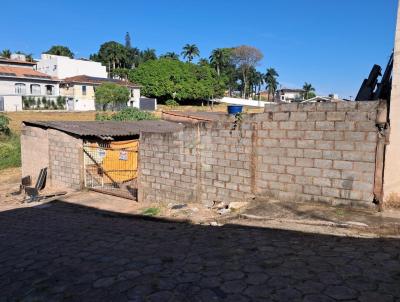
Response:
[1, 49, 11, 58]
[181, 44, 200, 62]
[303, 82, 316, 100]
[209, 48, 230, 76]
[160, 52, 180, 60]
[264, 68, 279, 101]
[141, 48, 157, 62]
[198, 58, 210, 67]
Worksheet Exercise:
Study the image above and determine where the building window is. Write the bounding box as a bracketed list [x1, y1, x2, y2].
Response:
[15, 83, 26, 94]
[131, 89, 134, 97]
[45, 85, 54, 95]
[30, 84, 41, 95]
[82, 85, 87, 96]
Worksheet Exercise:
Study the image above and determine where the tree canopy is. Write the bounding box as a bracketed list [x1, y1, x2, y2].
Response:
[94, 83, 130, 111]
[45, 45, 74, 58]
[128, 58, 224, 103]
[181, 44, 200, 62]
[303, 82, 316, 100]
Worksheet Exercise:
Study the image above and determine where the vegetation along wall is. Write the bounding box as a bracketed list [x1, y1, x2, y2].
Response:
[138, 101, 385, 209]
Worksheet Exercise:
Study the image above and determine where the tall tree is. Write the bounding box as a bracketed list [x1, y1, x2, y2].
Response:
[0, 49, 11, 58]
[181, 44, 200, 62]
[303, 82, 316, 100]
[45, 45, 74, 58]
[125, 32, 132, 49]
[160, 52, 180, 60]
[209, 48, 231, 77]
[231, 45, 263, 98]
[140, 49, 157, 62]
[264, 68, 279, 101]
[96, 41, 128, 76]
[198, 58, 210, 67]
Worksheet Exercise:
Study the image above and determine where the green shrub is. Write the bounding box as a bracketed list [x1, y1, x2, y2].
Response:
[96, 107, 157, 121]
[0, 135, 21, 170]
[141, 207, 160, 216]
[165, 99, 179, 108]
[0, 115, 11, 136]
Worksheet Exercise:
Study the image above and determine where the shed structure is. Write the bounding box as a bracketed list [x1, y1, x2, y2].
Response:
[21, 120, 183, 199]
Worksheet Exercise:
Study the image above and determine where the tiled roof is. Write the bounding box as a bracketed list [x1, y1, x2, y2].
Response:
[23, 120, 183, 139]
[62, 75, 141, 88]
[0, 66, 58, 81]
[0, 57, 37, 66]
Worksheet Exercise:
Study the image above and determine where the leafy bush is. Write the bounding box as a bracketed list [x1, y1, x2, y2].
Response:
[141, 207, 160, 216]
[95, 107, 157, 121]
[0, 135, 21, 169]
[0, 114, 11, 136]
[165, 99, 179, 108]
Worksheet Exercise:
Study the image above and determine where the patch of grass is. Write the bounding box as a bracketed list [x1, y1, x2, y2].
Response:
[142, 207, 161, 216]
[0, 134, 21, 170]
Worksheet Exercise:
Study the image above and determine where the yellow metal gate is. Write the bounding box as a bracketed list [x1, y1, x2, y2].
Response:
[83, 140, 138, 200]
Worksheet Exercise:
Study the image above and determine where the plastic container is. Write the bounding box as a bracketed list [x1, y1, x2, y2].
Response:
[227, 105, 243, 115]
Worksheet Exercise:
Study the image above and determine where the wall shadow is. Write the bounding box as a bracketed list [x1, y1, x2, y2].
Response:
[0, 201, 399, 302]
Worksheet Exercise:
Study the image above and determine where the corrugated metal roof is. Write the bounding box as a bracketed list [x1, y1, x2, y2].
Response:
[23, 120, 184, 138]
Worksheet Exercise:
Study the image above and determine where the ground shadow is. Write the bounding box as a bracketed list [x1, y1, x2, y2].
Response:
[0, 201, 399, 302]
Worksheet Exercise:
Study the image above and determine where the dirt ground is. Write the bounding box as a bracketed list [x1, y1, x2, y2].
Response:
[0, 167, 21, 185]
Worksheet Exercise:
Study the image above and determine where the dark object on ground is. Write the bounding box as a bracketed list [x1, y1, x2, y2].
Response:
[23, 168, 47, 202]
[171, 204, 188, 210]
[356, 52, 393, 102]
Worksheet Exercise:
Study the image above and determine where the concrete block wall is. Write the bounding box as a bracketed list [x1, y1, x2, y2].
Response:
[138, 101, 382, 208]
[48, 129, 83, 190]
[21, 125, 49, 184]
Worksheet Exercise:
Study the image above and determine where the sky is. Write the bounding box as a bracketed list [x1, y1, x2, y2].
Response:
[0, 0, 397, 98]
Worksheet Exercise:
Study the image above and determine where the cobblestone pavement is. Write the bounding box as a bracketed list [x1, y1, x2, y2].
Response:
[0, 201, 399, 302]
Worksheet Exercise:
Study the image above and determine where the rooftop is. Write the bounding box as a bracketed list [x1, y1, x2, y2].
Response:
[0, 66, 58, 81]
[62, 75, 141, 88]
[0, 57, 37, 66]
[23, 120, 184, 139]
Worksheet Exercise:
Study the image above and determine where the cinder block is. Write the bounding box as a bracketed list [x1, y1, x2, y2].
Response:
[327, 112, 346, 121]
[279, 121, 296, 130]
[304, 185, 322, 195]
[287, 148, 304, 158]
[314, 159, 333, 169]
[356, 121, 376, 132]
[347, 112, 368, 121]
[290, 112, 307, 121]
[297, 122, 316, 131]
[353, 162, 375, 173]
[279, 157, 295, 166]
[323, 150, 342, 160]
[273, 112, 290, 121]
[316, 121, 335, 130]
[313, 177, 331, 187]
[304, 168, 322, 177]
[287, 166, 303, 175]
[324, 131, 344, 141]
[279, 139, 296, 148]
[307, 112, 326, 121]
[322, 187, 341, 198]
[287, 130, 305, 139]
[304, 149, 322, 159]
[335, 141, 355, 151]
[316, 102, 336, 111]
[295, 176, 314, 185]
[305, 131, 324, 140]
[333, 160, 353, 170]
[270, 130, 287, 138]
[296, 158, 314, 167]
[262, 121, 279, 129]
[297, 140, 315, 149]
[323, 169, 341, 179]
[316, 140, 334, 150]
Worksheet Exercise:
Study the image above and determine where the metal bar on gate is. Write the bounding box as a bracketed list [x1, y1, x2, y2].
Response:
[83, 148, 121, 188]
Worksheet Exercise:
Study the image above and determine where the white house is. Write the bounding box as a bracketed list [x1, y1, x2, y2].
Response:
[0, 56, 60, 112]
[36, 54, 107, 79]
[275, 88, 305, 102]
[60, 75, 141, 111]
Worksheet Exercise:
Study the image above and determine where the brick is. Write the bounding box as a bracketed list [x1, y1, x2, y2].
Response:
[347, 111, 368, 121]
[279, 139, 296, 148]
[273, 112, 290, 121]
[279, 121, 296, 130]
[313, 177, 331, 187]
[304, 168, 322, 177]
[316, 102, 336, 111]
[335, 141, 354, 151]
[296, 158, 314, 167]
[316, 121, 335, 130]
[287, 148, 304, 158]
[307, 112, 326, 121]
[304, 185, 322, 195]
[323, 150, 342, 160]
[290, 112, 307, 121]
[314, 159, 333, 169]
[323, 169, 341, 179]
[305, 131, 323, 140]
[297, 140, 315, 149]
[297, 122, 316, 130]
[344, 132, 365, 141]
[304, 149, 322, 159]
[287, 166, 303, 175]
[316, 140, 334, 150]
[327, 112, 346, 121]
[333, 160, 353, 170]
[324, 131, 344, 140]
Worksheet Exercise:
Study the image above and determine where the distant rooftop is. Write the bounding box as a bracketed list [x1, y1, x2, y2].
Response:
[0, 66, 58, 81]
[0, 57, 37, 66]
